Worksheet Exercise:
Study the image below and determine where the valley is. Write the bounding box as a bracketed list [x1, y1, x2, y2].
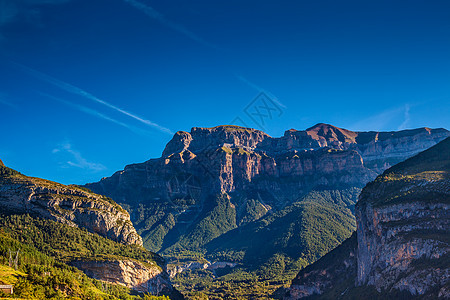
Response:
[83, 124, 448, 299]
[1, 1, 449, 299]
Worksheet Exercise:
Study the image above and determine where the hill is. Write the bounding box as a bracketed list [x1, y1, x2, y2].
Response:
[0, 163, 182, 299]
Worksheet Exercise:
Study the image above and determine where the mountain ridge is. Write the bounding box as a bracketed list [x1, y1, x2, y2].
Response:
[159, 123, 448, 157]
[85, 124, 448, 251]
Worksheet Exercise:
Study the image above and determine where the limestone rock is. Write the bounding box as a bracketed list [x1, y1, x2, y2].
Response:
[72, 259, 174, 295]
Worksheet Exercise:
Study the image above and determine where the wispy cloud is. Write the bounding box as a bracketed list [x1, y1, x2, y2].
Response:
[0, 92, 16, 109]
[53, 141, 106, 171]
[38, 92, 151, 135]
[0, 0, 18, 26]
[124, 0, 217, 49]
[235, 74, 286, 109]
[14, 62, 174, 135]
[0, 0, 70, 27]
[398, 104, 410, 130]
[350, 104, 412, 132]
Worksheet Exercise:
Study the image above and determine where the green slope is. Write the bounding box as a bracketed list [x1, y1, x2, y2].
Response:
[0, 214, 163, 266]
[360, 137, 450, 208]
[0, 214, 179, 299]
[385, 136, 450, 175]
[0, 231, 138, 299]
[166, 188, 359, 299]
[206, 188, 358, 268]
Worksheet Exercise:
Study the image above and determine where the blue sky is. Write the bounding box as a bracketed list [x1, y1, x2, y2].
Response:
[0, 0, 449, 184]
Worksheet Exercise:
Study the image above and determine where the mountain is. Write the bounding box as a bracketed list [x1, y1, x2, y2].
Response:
[85, 124, 448, 282]
[285, 137, 450, 299]
[0, 162, 182, 299]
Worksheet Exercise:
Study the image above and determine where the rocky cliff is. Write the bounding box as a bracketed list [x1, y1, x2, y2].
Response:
[72, 259, 175, 295]
[0, 163, 142, 246]
[285, 137, 450, 299]
[84, 123, 448, 283]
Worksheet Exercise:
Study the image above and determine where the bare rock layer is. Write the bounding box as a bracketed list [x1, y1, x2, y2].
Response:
[72, 259, 173, 295]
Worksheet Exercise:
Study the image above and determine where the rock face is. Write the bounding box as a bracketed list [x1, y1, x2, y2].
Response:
[72, 259, 174, 295]
[0, 163, 142, 246]
[285, 137, 450, 299]
[355, 137, 450, 297]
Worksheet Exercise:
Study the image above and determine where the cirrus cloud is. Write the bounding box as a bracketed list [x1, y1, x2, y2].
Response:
[52, 141, 106, 172]
[0, 0, 70, 27]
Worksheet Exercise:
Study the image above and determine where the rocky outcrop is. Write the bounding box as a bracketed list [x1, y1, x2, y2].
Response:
[0, 164, 142, 246]
[72, 259, 174, 295]
[162, 126, 269, 157]
[285, 137, 450, 299]
[167, 260, 237, 278]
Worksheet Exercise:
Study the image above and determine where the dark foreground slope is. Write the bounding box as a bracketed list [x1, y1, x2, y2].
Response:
[285, 137, 450, 299]
[0, 163, 182, 299]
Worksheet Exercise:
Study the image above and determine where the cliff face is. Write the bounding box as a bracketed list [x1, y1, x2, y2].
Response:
[285, 137, 450, 299]
[0, 164, 142, 246]
[95, 124, 448, 201]
[355, 137, 450, 297]
[72, 259, 174, 295]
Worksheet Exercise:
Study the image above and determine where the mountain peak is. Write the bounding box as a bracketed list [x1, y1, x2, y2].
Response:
[306, 122, 336, 130]
[305, 123, 358, 144]
[162, 125, 270, 157]
[0, 159, 4, 167]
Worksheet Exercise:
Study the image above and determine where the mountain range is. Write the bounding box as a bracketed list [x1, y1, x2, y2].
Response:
[1, 123, 449, 299]
[83, 123, 449, 291]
